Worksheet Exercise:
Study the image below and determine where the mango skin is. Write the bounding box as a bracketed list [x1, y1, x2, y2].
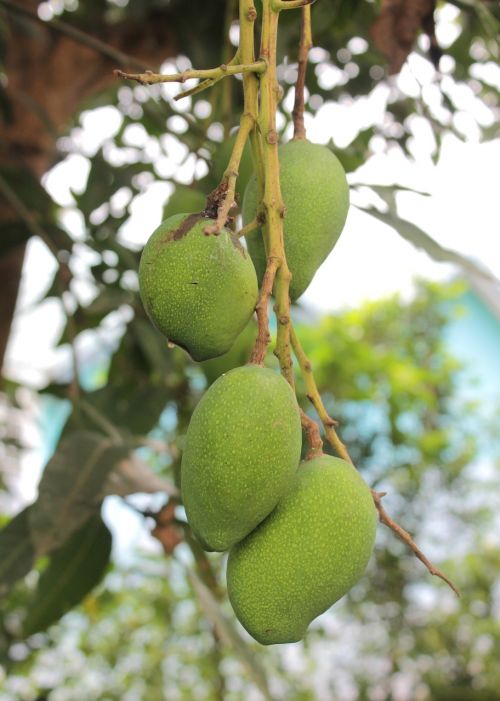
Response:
[227, 455, 376, 645]
[139, 213, 258, 361]
[181, 365, 302, 551]
[242, 140, 349, 300]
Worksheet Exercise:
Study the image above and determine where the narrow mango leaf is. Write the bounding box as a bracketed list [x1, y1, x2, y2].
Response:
[29, 431, 129, 556]
[187, 568, 274, 701]
[23, 515, 112, 636]
[0, 506, 36, 596]
[361, 200, 497, 284]
[100, 457, 180, 499]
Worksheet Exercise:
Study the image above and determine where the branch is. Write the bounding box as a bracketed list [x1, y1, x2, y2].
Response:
[250, 257, 280, 365]
[272, 0, 317, 10]
[237, 216, 262, 238]
[371, 490, 460, 596]
[204, 114, 255, 235]
[292, 5, 312, 140]
[0, 0, 148, 70]
[257, 0, 295, 388]
[290, 326, 459, 596]
[300, 408, 323, 457]
[115, 60, 266, 87]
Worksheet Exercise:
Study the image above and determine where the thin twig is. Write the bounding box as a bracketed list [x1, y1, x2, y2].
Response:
[0, 0, 147, 70]
[300, 408, 323, 457]
[115, 60, 266, 86]
[290, 325, 459, 596]
[371, 490, 460, 596]
[250, 257, 280, 365]
[272, 0, 317, 10]
[204, 115, 255, 234]
[292, 5, 312, 140]
[237, 216, 262, 238]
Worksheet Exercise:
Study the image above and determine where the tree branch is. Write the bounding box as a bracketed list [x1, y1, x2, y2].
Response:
[0, 0, 148, 70]
[115, 60, 266, 87]
[292, 5, 312, 140]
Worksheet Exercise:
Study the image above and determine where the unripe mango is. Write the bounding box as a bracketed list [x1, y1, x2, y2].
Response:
[181, 365, 302, 551]
[227, 455, 376, 645]
[139, 213, 258, 361]
[242, 140, 349, 300]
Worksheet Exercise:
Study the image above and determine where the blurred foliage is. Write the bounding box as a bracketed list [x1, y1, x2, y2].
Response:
[0, 0, 499, 699]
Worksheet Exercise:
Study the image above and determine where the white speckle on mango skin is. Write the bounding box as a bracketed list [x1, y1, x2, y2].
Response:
[181, 365, 302, 552]
[138, 213, 258, 361]
[227, 455, 377, 645]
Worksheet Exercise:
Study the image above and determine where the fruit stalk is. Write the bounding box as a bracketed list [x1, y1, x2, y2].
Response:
[290, 325, 460, 595]
[252, 0, 294, 387]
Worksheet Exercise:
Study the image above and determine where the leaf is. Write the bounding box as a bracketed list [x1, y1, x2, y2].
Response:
[360, 198, 497, 285]
[23, 515, 112, 636]
[370, 0, 437, 74]
[0, 507, 36, 596]
[186, 568, 274, 701]
[100, 457, 180, 498]
[29, 431, 129, 556]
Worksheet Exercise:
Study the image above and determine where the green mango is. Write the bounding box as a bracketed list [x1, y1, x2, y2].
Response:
[200, 318, 257, 385]
[227, 455, 376, 645]
[242, 140, 349, 300]
[211, 132, 254, 204]
[181, 365, 302, 551]
[139, 213, 258, 361]
[162, 185, 207, 220]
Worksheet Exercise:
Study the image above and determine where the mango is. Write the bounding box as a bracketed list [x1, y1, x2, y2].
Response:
[181, 365, 302, 551]
[227, 454, 376, 644]
[242, 140, 349, 300]
[139, 213, 258, 361]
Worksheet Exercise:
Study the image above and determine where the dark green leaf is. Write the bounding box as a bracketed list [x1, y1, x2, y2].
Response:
[0, 507, 36, 596]
[23, 515, 112, 636]
[29, 431, 129, 555]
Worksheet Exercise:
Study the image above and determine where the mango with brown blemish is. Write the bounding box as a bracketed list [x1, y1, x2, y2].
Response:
[139, 213, 258, 361]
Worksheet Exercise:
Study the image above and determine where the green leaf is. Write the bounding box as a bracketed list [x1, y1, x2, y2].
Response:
[0, 506, 36, 596]
[23, 515, 112, 636]
[361, 197, 497, 285]
[186, 568, 274, 701]
[29, 431, 129, 556]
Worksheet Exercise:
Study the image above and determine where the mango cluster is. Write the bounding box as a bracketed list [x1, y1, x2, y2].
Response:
[138, 138, 376, 645]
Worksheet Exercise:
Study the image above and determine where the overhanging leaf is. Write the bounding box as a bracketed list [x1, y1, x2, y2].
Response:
[29, 431, 129, 555]
[23, 514, 112, 636]
[0, 506, 36, 596]
[359, 200, 497, 285]
[186, 567, 274, 701]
